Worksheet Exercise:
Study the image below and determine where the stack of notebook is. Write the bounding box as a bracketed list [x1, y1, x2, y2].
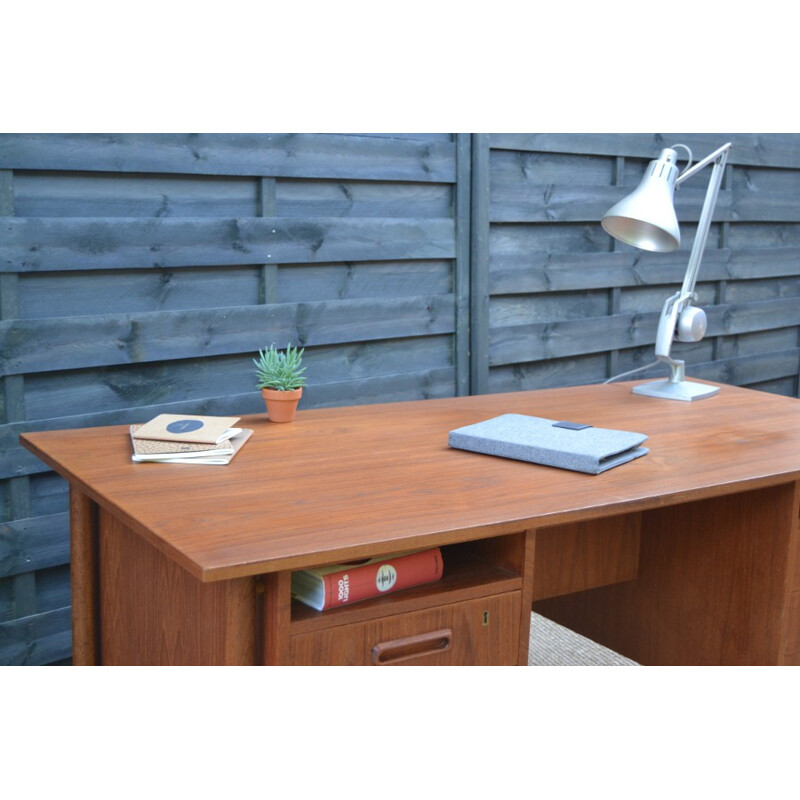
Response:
[129, 414, 253, 465]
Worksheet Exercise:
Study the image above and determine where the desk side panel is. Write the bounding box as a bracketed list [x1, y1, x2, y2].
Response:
[98, 509, 257, 665]
[533, 484, 795, 666]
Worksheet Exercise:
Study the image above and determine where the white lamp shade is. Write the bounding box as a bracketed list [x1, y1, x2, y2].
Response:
[601, 149, 681, 252]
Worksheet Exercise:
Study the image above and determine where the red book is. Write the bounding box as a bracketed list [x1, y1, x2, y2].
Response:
[291, 548, 444, 611]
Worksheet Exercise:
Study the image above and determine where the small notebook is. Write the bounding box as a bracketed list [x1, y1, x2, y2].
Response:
[131, 414, 241, 445]
[449, 414, 648, 474]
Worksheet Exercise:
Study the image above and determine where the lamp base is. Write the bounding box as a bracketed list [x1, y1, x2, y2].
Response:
[632, 379, 719, 402]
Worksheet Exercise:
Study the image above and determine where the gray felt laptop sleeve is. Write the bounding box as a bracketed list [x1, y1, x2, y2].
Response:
[448, 414, 649, 474]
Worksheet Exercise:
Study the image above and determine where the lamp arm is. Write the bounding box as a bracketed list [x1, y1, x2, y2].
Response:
[674, 142, 732, 187]
[653, 142, 731, 372]
[678, 143, 731, 300]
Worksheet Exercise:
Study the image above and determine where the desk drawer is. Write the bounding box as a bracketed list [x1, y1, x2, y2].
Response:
[288, 591, 521, 665]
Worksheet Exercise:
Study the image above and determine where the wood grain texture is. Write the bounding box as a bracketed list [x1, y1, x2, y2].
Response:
[0, 606, 71, 665]
[261, 571, 292, 666]
[518, 530, 536, 665]
[490, 181, 736, 223]
[531, 514, 640, 601]
[21, 380, 800, 583]
[98, 508, 256, 665]
[288, 537, 523, 636]
[488, 133, 800, 168]
[1, 216, 455, 272]
[0, 133, 456, 181]
[288, 592, 521, 666]
[488, 297, 800, 367]
[489, 247, 800, 295]
[69, 488, 97, 665]
[0, 295, 456, 375]
[784, 591, 800, 661]
[0, 512, 68, 577]
[533, 483, 797, 665]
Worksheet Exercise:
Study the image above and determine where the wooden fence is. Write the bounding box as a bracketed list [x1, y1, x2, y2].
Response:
[1, 132, 798, 664]
[475, 133, 800, 395]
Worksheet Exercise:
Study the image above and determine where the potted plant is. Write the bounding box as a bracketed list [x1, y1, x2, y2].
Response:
[253, 343, 307, 422]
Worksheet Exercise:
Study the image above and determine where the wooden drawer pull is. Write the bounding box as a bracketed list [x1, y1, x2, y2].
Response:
[371, 628, 453, 665]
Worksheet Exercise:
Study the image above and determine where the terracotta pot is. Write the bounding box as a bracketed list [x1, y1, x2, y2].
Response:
[261, 387, 302, 422]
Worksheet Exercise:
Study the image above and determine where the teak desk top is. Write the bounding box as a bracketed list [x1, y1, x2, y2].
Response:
[21, 380, 800, 583]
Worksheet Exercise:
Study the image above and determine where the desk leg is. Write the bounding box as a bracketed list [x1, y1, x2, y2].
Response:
[782, 482, 800, 664]
[261, 572, 292, 665]
[533, 483, 800, 665]
[70, 487, 98, 665]
[519, 530, 535, 666]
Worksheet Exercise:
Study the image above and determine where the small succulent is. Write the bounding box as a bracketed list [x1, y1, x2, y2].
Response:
[253, 344, 307, 391]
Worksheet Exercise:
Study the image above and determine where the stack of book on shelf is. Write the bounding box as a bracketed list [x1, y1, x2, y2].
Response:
[292, 547, 444, 611]
[129, 414, 253, 465]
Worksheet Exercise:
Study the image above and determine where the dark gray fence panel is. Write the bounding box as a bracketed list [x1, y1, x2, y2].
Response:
[0, 132, 468, 664]
[482, 133, 800, 396]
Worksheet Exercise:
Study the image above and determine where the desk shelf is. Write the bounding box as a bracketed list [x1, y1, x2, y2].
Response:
[278, 533, 531, 665]
[290, 550, 522, 634]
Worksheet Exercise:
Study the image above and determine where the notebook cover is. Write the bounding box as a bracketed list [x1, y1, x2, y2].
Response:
[130, 425, 235, 457]
[131, 414, 241, 445]
[449, 414, 648, 474]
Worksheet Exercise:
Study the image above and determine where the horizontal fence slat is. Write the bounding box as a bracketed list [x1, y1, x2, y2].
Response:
[490, 183, 738, 224]
[0, 295, 456, 376]
[13, 173, 454, 220]
[489, 297, 800, 366]
[0, 605, 72, 665]
[0, 133, 457, 182]
[489, 247, 800, 294]
[21, 336, 454, 420]
[0, 216, 456, 272]
[491, 184, 800, 224]
[16, 260, 455, 319]
[490, 311, 660, 365]
[709, 349, 800, 387]
[0, 513, 69, 577]
[488, 133, 800, 169]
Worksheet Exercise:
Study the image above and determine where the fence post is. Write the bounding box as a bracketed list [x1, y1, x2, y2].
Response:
[470, 133, 490, 395]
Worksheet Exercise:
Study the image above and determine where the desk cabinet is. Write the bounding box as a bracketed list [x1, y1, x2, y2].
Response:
[95, 505, 531, 665]
[268, 534, 531, 666]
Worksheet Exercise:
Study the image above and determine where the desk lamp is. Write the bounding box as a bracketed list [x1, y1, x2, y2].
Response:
[602, 141, 732, 401]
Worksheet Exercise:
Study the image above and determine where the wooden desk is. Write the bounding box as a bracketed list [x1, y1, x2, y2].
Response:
[20, 380, 800, 665]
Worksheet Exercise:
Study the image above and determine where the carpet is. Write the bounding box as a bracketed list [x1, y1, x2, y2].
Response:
[528, 612, 638, 666]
